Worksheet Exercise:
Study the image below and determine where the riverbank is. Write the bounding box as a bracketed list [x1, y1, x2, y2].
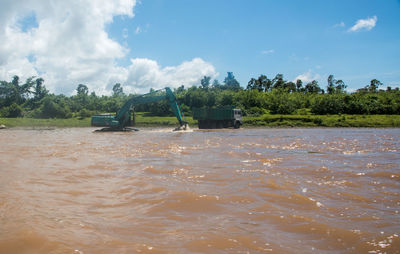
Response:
[1, 114, 399, 128]
[243, 114, 400, 127]
[0, 113, 197, 128]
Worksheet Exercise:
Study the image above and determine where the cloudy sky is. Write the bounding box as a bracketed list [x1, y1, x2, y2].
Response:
[0, 0, 399, 95]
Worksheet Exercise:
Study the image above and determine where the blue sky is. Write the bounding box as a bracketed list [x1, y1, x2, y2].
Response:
[0, 0, 399, 94]
[109, 0, 400, 90]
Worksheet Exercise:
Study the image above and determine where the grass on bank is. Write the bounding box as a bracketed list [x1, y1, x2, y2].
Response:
[1, 113, 400, 128]
[0, 112, 197, 128]
[0, 117, 91, 128]
[242, 114, 400, 127]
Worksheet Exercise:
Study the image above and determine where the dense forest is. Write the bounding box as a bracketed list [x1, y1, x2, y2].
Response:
[0, 72, 399, 119]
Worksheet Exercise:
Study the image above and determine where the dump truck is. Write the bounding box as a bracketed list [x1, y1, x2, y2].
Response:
[193, 106, 242, 129]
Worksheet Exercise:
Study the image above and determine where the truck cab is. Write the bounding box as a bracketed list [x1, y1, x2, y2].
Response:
[233, 109, 243, 128]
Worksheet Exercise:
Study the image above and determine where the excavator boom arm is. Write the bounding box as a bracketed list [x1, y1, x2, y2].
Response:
[165, 87, 185, 126]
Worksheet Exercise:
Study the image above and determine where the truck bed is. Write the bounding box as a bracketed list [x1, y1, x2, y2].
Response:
[192, 106, 235, 121]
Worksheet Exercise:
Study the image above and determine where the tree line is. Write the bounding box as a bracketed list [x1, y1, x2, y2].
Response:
[0, 72, 399, 119]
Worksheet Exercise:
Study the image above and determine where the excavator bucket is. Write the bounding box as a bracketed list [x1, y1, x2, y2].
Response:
[173, 123, 189, 131]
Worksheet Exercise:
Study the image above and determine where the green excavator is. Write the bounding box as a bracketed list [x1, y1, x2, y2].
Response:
[91, 87, 188, 131]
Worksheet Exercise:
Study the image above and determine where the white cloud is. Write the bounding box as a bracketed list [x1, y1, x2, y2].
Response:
[135, 26, 142, 34]
[348, 16, 377, 32]
[294, 70, 321, 83]
[333, 21, 345, 28]
[0, 1, 217, 95]
[124, 58, 218, 94]
[134, 24, 149, 35]
[261, 49, 274, 55]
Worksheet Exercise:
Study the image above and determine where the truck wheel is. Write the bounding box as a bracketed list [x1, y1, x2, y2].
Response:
[234, 121, 240, 129]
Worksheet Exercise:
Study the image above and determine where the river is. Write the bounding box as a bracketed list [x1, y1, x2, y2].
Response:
[0, 127, 399, 253]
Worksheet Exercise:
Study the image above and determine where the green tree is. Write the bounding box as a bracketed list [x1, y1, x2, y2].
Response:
[335, 79, 346, 93]
[266, 89, 298, 114]
[327, 75, 347, 94]
[369, 79, 382, 92]
[223, 72, 241, 91]
[0, 103, 23, 117]
[33, 78, 48, 100]
[247, 75, 271, 92]
[38, 96, 72, 118]
[10, 76, 21, 103]
[200, 76, 211, 89]
[75, 84, 89, 111]
[212, 79, 221, 89]
[310, 94, 345, 114]
[236, 89, 266, 111]
[0, 76, 35, 106]
[20, 76, 35, 101]
[272, 74, 285, 89]
[0, 80, 13, 106]
[183, 86, 207, 108]
[327, 75, 336, 94]
[305, 80, 322, 94]
[206, 90, 216, 107]
[218, 90, 235, 106]
[112, 83, 124, 96]
[296, 79, 303, 92]
[77, 84, 89, 96]
[284, 81, 296, 93]
[12, 76, 35, 104]
[247, 78, 257, 90]
[176, 85, 185, 93]
[258, 75, 272, 92]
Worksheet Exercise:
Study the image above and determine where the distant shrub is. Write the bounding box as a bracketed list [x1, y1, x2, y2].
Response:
[266, 90, 298, 114]
[296, 108, 309, 115]
[78, 109, 92, 119]
[0, 103, 23, 117]
[310, 94, 345, 114]
[246, 107, 266, 116]
[38, 97, 72, 118]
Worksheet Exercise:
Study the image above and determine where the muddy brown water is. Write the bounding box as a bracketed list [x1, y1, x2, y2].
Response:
[0, 127, 399, 253]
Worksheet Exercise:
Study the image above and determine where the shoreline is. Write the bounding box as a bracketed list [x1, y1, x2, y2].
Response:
[1, 114, 400, 128]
